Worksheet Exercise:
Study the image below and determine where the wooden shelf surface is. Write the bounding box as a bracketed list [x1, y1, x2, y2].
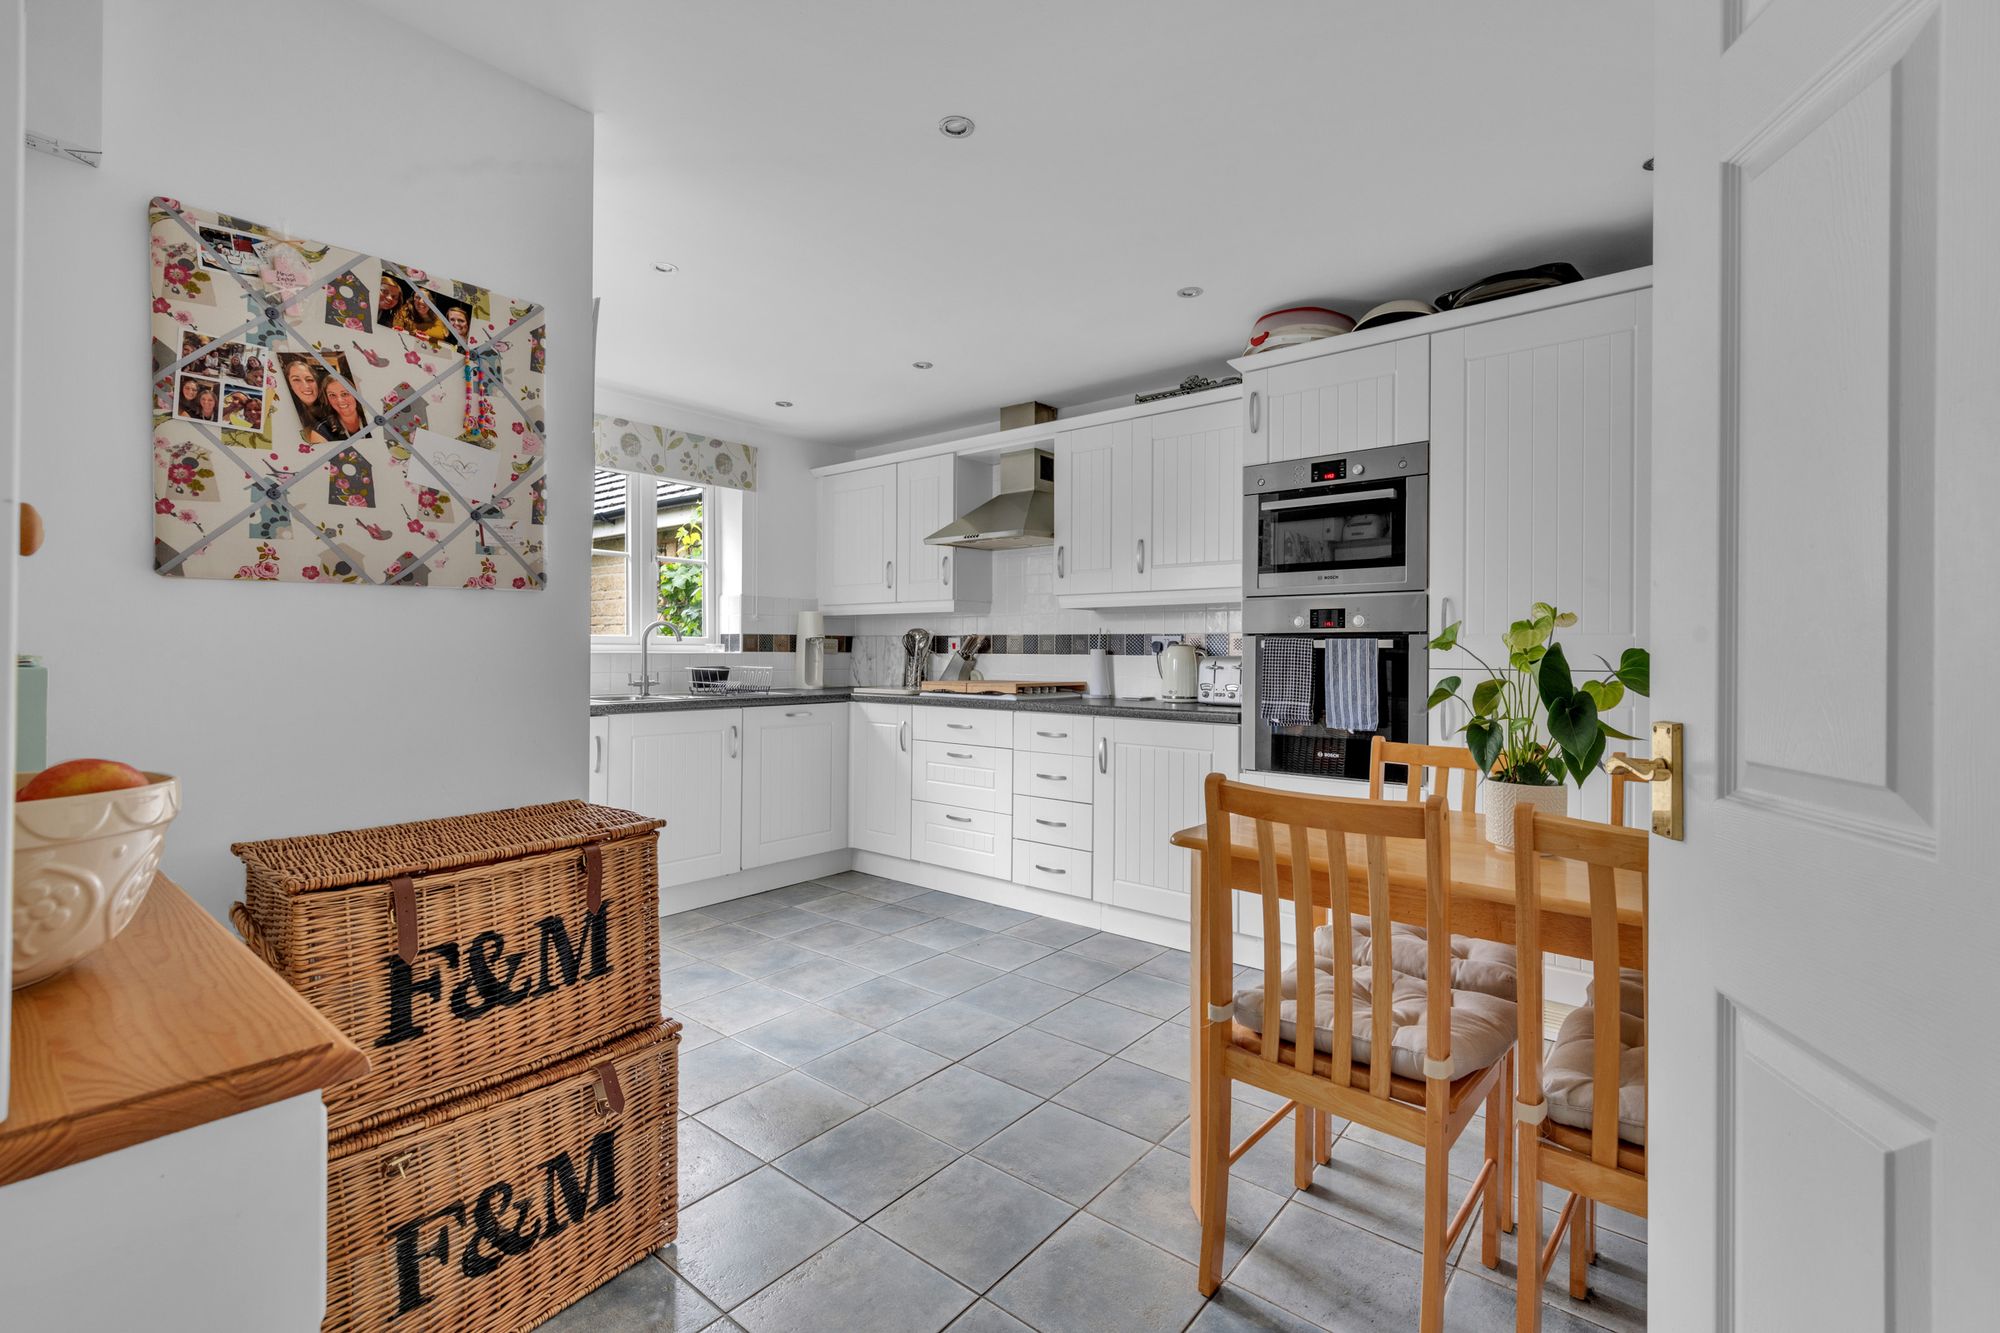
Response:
[0, 874, 367, 1187]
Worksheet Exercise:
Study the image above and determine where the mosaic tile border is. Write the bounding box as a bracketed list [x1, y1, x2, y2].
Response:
[721, 633, 856, 653]
[714, 631, 1243, 656]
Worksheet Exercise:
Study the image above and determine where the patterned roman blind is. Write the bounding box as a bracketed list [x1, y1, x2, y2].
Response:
[592, 413, 757, 491]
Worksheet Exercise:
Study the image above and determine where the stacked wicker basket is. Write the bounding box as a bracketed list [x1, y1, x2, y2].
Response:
[232, 800, 676, 1332]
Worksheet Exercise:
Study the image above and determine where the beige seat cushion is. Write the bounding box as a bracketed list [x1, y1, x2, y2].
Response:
[1585, 967, 1645, 1018]
[1232, 960, 1516, 1082]
[1315, 918, 1520, 1001]
[1543, 1003, 1646, 1145]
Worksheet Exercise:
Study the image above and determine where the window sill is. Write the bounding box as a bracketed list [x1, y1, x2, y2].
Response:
[590, 639, 721, 654]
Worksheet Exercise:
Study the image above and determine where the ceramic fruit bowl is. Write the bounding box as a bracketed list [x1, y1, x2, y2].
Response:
[11, 772, 180, 988]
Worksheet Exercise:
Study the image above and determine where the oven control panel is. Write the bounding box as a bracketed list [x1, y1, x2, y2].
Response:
[1309, 458, 1347, 483]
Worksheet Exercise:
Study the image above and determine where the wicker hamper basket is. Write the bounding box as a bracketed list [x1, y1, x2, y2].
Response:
[232, 800, 665, 1136]
[325, 1021, 679, 1333]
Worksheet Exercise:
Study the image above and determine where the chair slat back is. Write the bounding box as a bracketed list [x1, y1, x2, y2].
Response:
[1512, 807, 1648, 1163]
[1203, 776, 1454, 1110]
[1369, 735, 1482, 814]
[1607, 753, 1630, 828]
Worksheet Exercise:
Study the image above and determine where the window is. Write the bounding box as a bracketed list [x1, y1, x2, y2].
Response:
[591, 468, 715, 646]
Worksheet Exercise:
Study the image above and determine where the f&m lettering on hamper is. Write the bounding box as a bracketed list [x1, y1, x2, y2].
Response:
[389, 1125, 622, 1318]
[380, 901, 612, 1047]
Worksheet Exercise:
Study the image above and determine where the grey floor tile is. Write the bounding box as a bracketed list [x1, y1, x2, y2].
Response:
[1089, 970, 1190, 1019]
[673, 981, 807, 1035]
[956, 972, 1072, 1024]
[712, 938, 826, 979]
[786, 919, 884, 955]
[844, 876, 931, 903]
[1032, 995, 1162, 1053]
[1087, 1146, 1285, 1278]
[895, 952, 1007, 997]
[952, 933, 1054, 971]
[874, 1158, 1074, 1291]
[811, 869, 890, 894]
[774, 1110, 960, 1219]
[736, 905, 829, 938]
[833, 933, 941, 974]
[905, 889, 978, 915]
[1053, 1058, 1191, 1141]
[945, 1300, 1035, 1333]
[886, 1000, 1021, 1060]
[820, 974, 943, 1027]
[1132, 947, 1194, 982]
[1161, 1099, 1323, 1200]
[1231, 1201, 1425, 1332]
[760, 954, 878, 1002]
[1186, 1287, 1324, 1332]
[800, 1031, 952, 1104]
[1342, 1116, 1489, 1185]
[1457, 1206, 1647, 1333]
[899, 917, 995, 951]
[678, 1116, 764, 1206]
[1597, 1205, 1647, 1243]
[1117, 1022, 1193, 1081]
[945, 901, 1038, 931]
[975, 1104, 1149, 1206]
[662, 962, 752, 1006]
[989, 1213, 1206, 1333]
[1014, 949, 1125, 994]
[1292, 1135, 1475, 1261]
[771, 880, 849, 909]
[811, 893, 905, 926]
[664, 1167, 854, 1310]
[855, 903, 938, 934]
[662, 908, 722, 935]
[660, 944, 698, 974]
[879, 1065, 1041, 1149]
[686, 898, 770, 925]
[533, 1257, 720, 1332]
[676, 922, 772, 958]
[674, 1019, 725, 1052]
[681, 1038, 789, 1114]
[699, 1070, 865, 1159]
[961, 1027, 1109, 1097]
[734, 1004, 872, 1066]
[746, 884, 826, 910]
[1006, 918, 1099, 950]
[1060, 933, 1167, 969]
[1446, 1267, 1605, 1333]
[732, 1227, 974, 1333]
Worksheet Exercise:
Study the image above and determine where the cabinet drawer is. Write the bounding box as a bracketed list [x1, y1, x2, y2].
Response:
[912, 802, 1012, 880]
[914, 705, 1011, 749]
[913, 740, 1014, 812]
[1012, 713, 1094, 756]
[1014, 751, 1091, 802]
[1016, 795, 1091, 850]
[1013, 840, 1092, 899]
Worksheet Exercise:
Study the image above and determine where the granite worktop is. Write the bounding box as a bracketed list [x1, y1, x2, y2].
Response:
[588, 687, 1241, 725]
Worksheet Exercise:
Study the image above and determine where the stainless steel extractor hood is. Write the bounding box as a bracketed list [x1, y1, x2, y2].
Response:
[925, 448, 1055, 550]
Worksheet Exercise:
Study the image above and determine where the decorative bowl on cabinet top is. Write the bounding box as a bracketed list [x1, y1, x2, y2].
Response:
[11, 773, 181, 988]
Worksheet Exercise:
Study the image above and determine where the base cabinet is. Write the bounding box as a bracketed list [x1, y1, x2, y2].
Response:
[849, 702, 913, 858]
[1093, 719, 1238, 922]
[742, 703, 850, 868]
[606, 709, 744, 886]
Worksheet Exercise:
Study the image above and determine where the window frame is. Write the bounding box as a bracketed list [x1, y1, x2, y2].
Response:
[590, 470, 720, 652]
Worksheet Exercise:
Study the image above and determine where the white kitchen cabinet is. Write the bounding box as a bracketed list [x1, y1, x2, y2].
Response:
[606, 709, 743, 887]
[1055, 399, 1239, 605]
[913, 740, 1013, 813]
[912, 802, 1012, 880]
[742, 702, 850, 868]
[849, 701, 912, 859]
[1429, 289, 1650, 667]
[1242, 335, 1428, 466]
[817, 456, 992, 612]
[1092, 719, 1238, 921]
[587, 715, 609, 804]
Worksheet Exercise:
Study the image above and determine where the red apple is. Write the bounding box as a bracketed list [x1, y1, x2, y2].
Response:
[17, 759, 154, 802]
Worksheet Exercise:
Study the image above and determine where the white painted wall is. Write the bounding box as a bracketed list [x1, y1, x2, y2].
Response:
[17, 0, 595, 921]
[594, 383, 849, 634]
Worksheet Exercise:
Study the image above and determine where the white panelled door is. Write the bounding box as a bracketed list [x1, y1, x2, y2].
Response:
[1054, 420, 1133, 598]
[606, 710, 742, 887]
[896, 455, 954, 604]
[848, 702, 912, 859]
[741, 704, 849, 868]
[818, 466, 896, 606]
[1652, 1, 1998, 1327]
[1243, 336, 1428, 466]
[1139, 400, 1242, 593]
[1093, 720, 1236, 921]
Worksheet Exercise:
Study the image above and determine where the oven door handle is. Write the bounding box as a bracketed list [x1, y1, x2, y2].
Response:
[1259, 488, 1400, 512]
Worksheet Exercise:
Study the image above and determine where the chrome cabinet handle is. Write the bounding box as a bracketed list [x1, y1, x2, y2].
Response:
[899, 720, 909, 752]
[1249, 390, 1260, 434]
[1097, 737, 1109, 773]
[1034, 772, 1067, 782]
[728, 724, 739, 758]
[1056, 545, 1065, 579]
[1034, 817, 1067, 829]
[945, 813, 972, 824]
[1135, 539, 1145, 574]
[1035, 730, 1068, 739]
[886, 559, 894, 588]
[946, 750, 976, 759]
[947, 722, 973, 730]
[785, 710, 811, 718]
[1439, 596, 1453, 635]
[592, 734, 603, 773]
[942, 554, 950, 587]
[1034, 864, 1066, 875]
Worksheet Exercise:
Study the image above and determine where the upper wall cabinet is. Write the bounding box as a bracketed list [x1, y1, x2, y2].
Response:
[1055, 398, 1240, 606]
[1241, 336, 1428, 466]
[817, 456, 993, 613]
[1428, 289, 1651, 666]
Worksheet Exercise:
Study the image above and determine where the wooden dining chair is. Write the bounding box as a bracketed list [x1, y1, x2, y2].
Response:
[1195, 776, 1515, 1332]
[1511, 806, 1648, 1329]
[1369, 734, 1483, 811]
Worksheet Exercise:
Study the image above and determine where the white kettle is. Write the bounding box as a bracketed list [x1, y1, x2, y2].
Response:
[1157, 642, 1205, 701]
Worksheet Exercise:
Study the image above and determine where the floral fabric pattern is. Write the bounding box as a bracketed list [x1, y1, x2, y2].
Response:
[592, 413, 757, 491]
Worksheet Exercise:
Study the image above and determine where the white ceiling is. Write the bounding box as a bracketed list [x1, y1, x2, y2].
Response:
[366, 1, 1653, 449]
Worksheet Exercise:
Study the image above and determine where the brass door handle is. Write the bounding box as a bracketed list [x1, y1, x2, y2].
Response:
[1602, 721, 1684, 840]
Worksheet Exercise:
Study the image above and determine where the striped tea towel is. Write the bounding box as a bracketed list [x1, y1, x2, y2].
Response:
[1323, 636, 1379, 732]
[1256, 638, 1314, 725]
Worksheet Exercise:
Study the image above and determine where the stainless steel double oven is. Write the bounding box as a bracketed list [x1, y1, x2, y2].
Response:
[1241, 442, 1431, 780]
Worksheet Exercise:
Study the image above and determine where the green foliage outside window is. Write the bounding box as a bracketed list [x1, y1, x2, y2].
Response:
[655, 502, 704, 638]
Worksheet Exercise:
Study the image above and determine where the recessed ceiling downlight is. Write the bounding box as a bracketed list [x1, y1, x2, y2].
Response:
[1177, 286, 1204, 299]
[652, 261, 679, 274]
[912, 361, 934, 370]
[937, 115, 975, 139]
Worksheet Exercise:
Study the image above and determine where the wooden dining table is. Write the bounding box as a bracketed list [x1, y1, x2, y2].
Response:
[1169, 806, 1647, 1215]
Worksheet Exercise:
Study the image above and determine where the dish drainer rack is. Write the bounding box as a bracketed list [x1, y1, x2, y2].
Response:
[688, 664, 774, 695]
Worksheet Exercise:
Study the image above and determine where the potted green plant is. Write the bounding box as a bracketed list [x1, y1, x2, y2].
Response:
[1427, 603, 1650, 849]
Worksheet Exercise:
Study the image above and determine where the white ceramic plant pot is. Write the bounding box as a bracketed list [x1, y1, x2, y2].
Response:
[12, 773, 181, 988]
[1483, 779, 1567, 851]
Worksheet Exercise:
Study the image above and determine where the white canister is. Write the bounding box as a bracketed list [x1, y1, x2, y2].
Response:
[795, 611, 826, 689]
[1083, 648, 1113, 698]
